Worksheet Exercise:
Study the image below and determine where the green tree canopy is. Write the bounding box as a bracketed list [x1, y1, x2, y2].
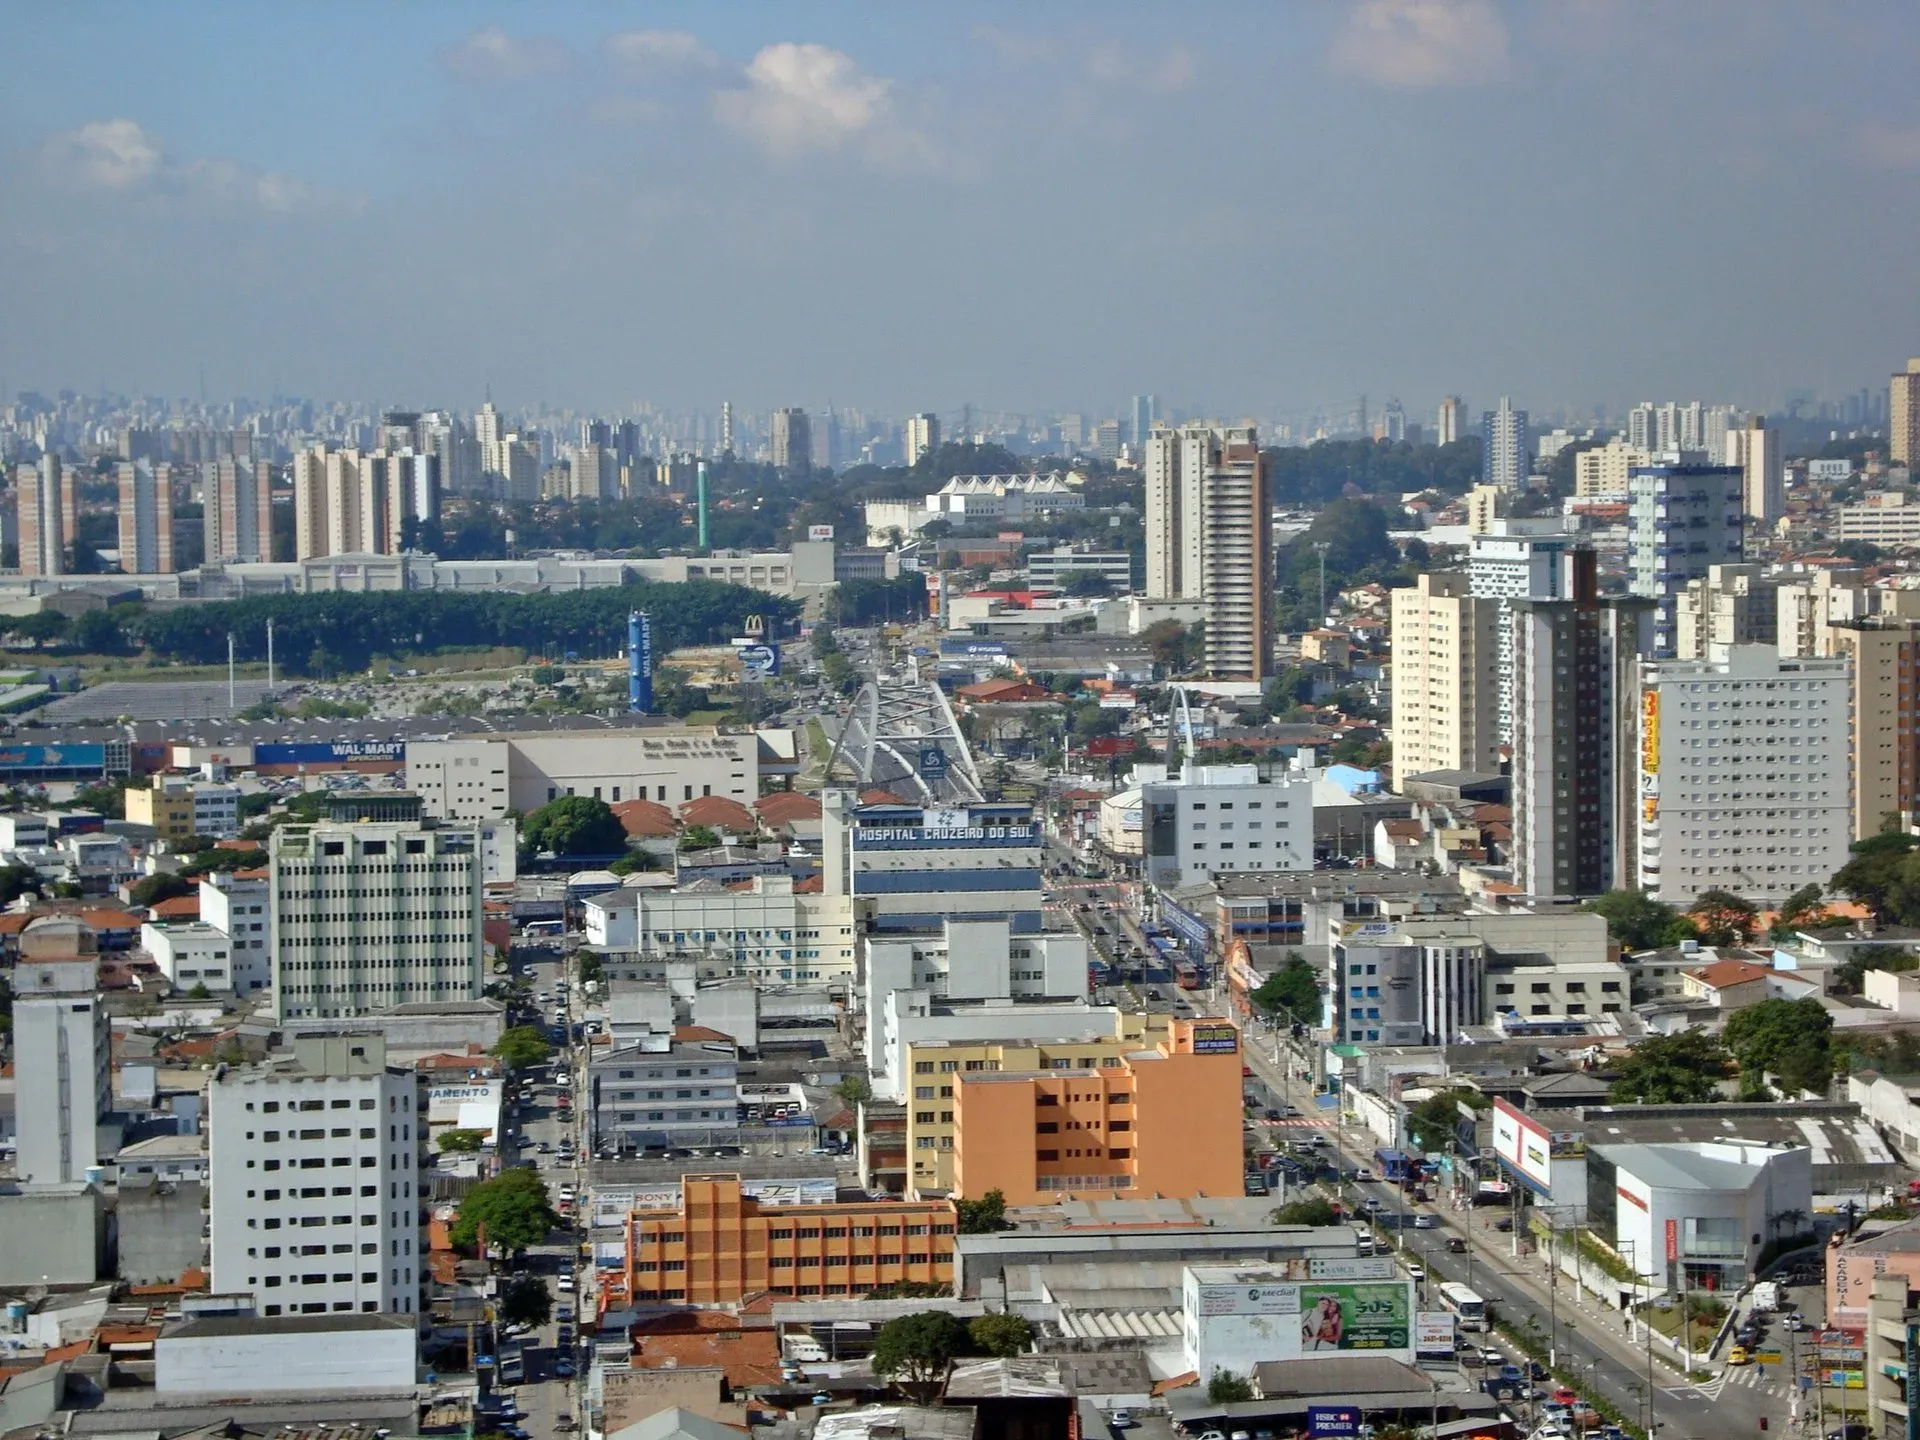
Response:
[449, 1169, 557, 1259]
[499, 1274, 553, 1328]
[1607, 1030, 1730, 1105]
[968, 1313, 1032, 1358]
[1774, 884, 1828, 937]
[130, 871, 195, 908]
[522, 795, 627, 857]
[437, 1128, 486, 1153]
[1251, 955, 1320, 1022]
[678, 824, 722, 853]
[1405, 1087, 1487, 1153]
[1208, 1370, 1256, 1404]
[956, 1189, 1012, 1234]
[1832, 831, 1920, 924]
[1687, 889, 1760, 947]
[1581, 890, 1694, 952]
[0, 864, 42, 907]
[1723, 997, 1836, 1096]
[871, 1311, 972, 1404]
[1270, 1197, 1340, 1226]
[576, 950, 606, 986]
[492, 1026, 553, 1071]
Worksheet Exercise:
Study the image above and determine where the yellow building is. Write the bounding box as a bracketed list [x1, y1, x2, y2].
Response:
[1388, 571, 1503, 778]
[1574, 438, 1649, 499]
[1892, 358, 1920, 467]
[125, 776, 195, 842]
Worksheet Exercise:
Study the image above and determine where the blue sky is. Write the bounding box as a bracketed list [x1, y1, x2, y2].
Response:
[3, 1, 1918, 423]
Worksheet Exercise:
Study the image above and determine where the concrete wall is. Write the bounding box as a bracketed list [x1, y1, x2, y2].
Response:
[116, 1177, 205, 1285]
[156, 1323, 415, 1396]
[0, 1185, 106, 1285]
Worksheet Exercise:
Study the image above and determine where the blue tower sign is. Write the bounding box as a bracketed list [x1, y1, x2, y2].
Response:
[628, 611, 654, 713]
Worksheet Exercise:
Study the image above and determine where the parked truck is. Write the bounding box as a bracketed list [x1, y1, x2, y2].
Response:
[1750, 1280, 1780, 1313]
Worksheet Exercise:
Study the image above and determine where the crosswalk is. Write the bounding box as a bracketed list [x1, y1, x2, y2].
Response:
[1697, 1366, 1795, 1402]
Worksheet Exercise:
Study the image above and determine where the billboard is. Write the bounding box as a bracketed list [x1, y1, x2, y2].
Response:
[1307, 1407, 1362, 1438]
[1191, 1023, 1239, 1055]
[254, 740, 405, 766]
[1084, 736, 1137, 758]
[1491, 1098, 1552, 1189]
[0, 743, 107, 773]
[1415, 1312, 1456, 1356]
[736, 643, 781, 679]
[1192, 1281, 1412, 1353]
[807, 524, 835, 542]
[939, 638, 1009, 657]
[1641, 689, 1660, 775]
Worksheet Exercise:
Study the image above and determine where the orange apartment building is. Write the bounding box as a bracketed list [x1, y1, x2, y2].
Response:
[622, 1173, 958, 1306]
[949, 1016, 1244, 1205]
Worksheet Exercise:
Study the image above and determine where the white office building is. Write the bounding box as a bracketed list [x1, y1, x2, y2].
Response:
[1635, 644, 1851, 905]
[1628, 460, 1746, 657]
[1588, 1140, 1810, 1290]
[13, 952, 111, 1185]
[581, 874, 856, 984]
[1136, 764, 1314, 887]
[270, 815, 484, 1021]
[142, 921, 237, 992]
[199, 870, 272, 995]
[207, 1034, 421, 1317]
[1468, 520, 1584, 744]
[406, 727, 757, 821]
[1481, 396, 1530, 489]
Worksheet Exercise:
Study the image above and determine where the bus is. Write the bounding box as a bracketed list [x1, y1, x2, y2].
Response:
[497, 1337, 526, 1384]
[1174, 958, 1202, 990]
[1437, 1282, 1489, 1332]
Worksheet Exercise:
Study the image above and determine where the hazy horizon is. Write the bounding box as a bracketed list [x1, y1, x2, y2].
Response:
[3, 1, 1916, 420]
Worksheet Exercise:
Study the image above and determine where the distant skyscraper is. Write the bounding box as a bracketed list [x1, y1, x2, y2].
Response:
[1724, 414, 1784, 523]
[117, 459, 175, 574]
[1628, 458, 1745, 656]
[1095, 419, 1121, 461]
[1436, 397, 1465, 446]
[1382, 398, 1406, 443]
[1131, 394, 1157, 447]
[1891, 358, 1920, 466]
[1626, 403, 1657, 452]
[206, 457, 274, 563]
[1481, 396, 1530, 489]
[720, 400, 735, 457]
[17, 454, 71, 577]
[770, 408, 812, 472]
[568, 443, 617, 501]
[1145, 423, 1273, 681]
[904, 412, 940, 467]
[292, 445, 440, 559]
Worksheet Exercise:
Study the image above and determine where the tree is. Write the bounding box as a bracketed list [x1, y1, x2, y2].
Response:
[1270, 1197, 1340, 1226]
[499, 1274, 553, 1328]
[0, 864, 42, 906]
[1607, 1030, 1730, 1105]
[130, 872, 195, 908]
[834, 1073, 873, 1109]
[1723, 997, 1836, 1095]
[1060, 571, 1114, 597]
[1688, 889, 1760, 947]
[492, 1026, 553, 1071]
[1582, 890, 1694, 952]
[576, 950, 606, 987]
[1251, 956, 1320, 1022]
[678, 823, 722, 853]
[968, 1312, 1032, 1358]
[437, 1128, 486, 1153]
[449, 1169, 557, 1259]
[70, 608, 126, 653]
[522, 795, 626, 857]
[1405, 1087, 1486, 1153]
[871, 1311, 971, 1404]
[1208, 1370, 1255, 1404]
[1832, 831, 1920, 923]
[1774, 883, 1828, 937]
[955, 1189, 1013, 1234]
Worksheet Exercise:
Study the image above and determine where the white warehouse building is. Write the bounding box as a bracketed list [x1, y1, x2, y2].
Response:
[1137, 764, 1314, 887]
[407, 727, 759, 821]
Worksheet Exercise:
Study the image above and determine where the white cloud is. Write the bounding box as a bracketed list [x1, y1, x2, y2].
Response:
[39, 118, 340, 213]
[1328, 0, 1511, 89]
[606, 29, 717, 73]
[714, 43, 904, 159]
[440, 27, 569, 81]
[44, 119, 162, 190]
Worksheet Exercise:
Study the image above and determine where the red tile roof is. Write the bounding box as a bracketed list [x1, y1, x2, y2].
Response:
[150, 895, 200, 920]
[1687, 959, 1775, 990]
[613, 798, 678, 838]
[755, 791, 822, 825]
[680, 795, 756, 834]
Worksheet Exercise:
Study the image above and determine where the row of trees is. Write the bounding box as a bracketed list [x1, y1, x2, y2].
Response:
[1607, 996, 1839, 1103]
[128, 579, 797, 676]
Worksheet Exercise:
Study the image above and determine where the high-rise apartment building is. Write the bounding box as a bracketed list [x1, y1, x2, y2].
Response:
[1724, 415, 1784, 522]
[904, 412, 940, 468]
[1673, 564, 1778, 660]
[567, 443, 616, 501]
[1627, 403, 1656, 453]
[270, 800, 484, 1021]
[207, 1033, 421, 1317]
[13, 951, 110, 1185]
[117, 459, 176, 574]
[291, 447, 440, 560]
[1890, 358, 1920, 467]
[1635, 645, 1851, 904]
[1144, 423, 1273, 681]
[1390, 571, 1503, 778]
[205, 457, 275, 563]
[1574, 438, 1650, 499]
[769, 408, 812, 472]
[1436, 396, 1465, 446]
[1628, 460, 1745, 657]
[1834, 620, 1920, 839]
[1510, 552, 1654, 901]
[1467, 519, 1584, 743]
[1481, 396, 1530, 489]
[17, 454, 74, 577]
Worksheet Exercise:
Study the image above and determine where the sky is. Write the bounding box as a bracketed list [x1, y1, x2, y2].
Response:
[2, 1, 1918, 425]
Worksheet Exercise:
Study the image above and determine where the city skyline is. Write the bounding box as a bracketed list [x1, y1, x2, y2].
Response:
[3, 2, 1918, 414]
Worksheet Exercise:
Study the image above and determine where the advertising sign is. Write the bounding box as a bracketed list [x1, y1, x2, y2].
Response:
[918, 746, 950, 779]
[1642, 689, 1660, 775]
[0, 743, 108, 772]
[737, 643, 781, 679]
[1084, 736, 1137, 758]
[1416, 1313, 1457, 1356]
[1196, 1284, 1295, 1317]
[1307, 1407, 1362, 1439]
[1191, 1023, 1239, 1055]
[1298, 1282, 1412, 1352]
[807, 524, 835, 542]
[256, 740, 405, 766]
[1491, 1098, 1552, 1189]
[1666, 1218, 1678, 1262]
[923, 807, 971, 832]
[1906, 1322, 1919, 1440]
[1309, 1258, 1398, 1281]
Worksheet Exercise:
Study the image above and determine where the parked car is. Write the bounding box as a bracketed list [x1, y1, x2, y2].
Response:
[1414, 1213, 1439, 1228]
